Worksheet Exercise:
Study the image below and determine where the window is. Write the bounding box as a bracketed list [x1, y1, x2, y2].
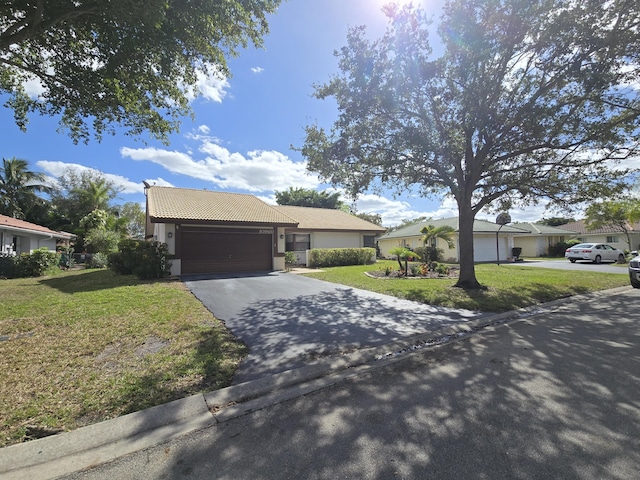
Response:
[606, 236, 619, 243]
[363, 235, 376, 248]
[285, 234, 310, 251]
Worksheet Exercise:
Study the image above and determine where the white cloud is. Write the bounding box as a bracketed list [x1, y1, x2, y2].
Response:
[36, 160, 143, 194]
[197, 125, 210, 135]
[121, 141, 321, 193]
[251, 66, 265, 74]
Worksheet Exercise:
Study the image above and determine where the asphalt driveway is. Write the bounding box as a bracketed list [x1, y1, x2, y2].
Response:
[183, 272, 483, 384]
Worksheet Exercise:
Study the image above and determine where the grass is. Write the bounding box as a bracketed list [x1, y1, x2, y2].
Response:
[0, 268, 247, 447]
[303, 260, 631, 313]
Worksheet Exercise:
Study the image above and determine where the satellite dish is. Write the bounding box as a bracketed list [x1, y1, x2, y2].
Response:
[496, 212, 511, 225]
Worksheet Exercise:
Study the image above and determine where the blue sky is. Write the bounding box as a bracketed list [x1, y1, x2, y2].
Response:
[2, 0, 559, 226]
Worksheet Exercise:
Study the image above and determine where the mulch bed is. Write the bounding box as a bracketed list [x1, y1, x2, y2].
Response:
[365, 265, 460, 279]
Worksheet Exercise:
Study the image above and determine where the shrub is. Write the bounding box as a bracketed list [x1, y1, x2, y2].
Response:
[109, 239, 171, 279]
[12, 247, 60, 277]
[549, 239, 581, 257]
[86, 252, 108, 269]
[0, 254, 16, 278]
[424, 246, 444, 262]
[412, 246, 427, 262]
[284, 251, 297, 265]
[308, 248, 376, 268]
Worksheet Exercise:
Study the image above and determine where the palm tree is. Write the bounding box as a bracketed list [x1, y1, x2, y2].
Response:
[388, 246, 418, 276]
[0, 157, 50, 219]
[420, 224, 456, 262]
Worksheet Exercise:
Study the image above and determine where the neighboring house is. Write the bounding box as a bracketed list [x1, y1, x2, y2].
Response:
[560, 219, 640, 252]
[145, 186, 385, 275]
[378, 217, 531, 263]
[0, 214, 75, 255]
[512, 222, 575, 257]
[273, 205, 386, 266]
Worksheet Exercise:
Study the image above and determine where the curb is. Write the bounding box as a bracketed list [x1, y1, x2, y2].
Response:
[0, 286, 632, 479]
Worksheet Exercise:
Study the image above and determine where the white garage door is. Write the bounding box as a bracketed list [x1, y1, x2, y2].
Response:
[474, 235, 507, 262]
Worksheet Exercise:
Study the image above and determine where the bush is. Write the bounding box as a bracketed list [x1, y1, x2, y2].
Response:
[86, 252, 108, 269]
[284, 251, 297, 266]
[424, 246, 444, 262]
[0, 254, 16, 278]
[548, 239, 581, 257]
[109, 239, 171, 279]
[308, 248, 376, 268]
[1, 249, 60, 278]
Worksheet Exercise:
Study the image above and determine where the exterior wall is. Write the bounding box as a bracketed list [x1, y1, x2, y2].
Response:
[312, 231, 362, 249]
[0, 229, 58, 255]
[514, 237, 541, 257]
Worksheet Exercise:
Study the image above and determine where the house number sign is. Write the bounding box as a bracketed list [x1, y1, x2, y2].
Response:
[259, 229, 274, 234]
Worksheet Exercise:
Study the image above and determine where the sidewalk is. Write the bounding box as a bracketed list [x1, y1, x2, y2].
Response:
[2, 287, 637, 479]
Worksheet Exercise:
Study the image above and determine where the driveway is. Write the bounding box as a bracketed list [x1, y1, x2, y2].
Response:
[183, 272, 483, 383]
[502, 258, 628, 274]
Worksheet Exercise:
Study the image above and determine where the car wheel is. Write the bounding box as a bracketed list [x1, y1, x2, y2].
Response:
[618, 254, 625, 263]
[569, 259, 576, 263]
[594, 255, 601, 264]
[630, 274, 640, 289]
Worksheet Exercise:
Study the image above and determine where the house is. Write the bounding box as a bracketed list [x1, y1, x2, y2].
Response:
[273, 205, 386, 266]
[512, 222, 575, 257]
[377, 217, 531, 263]
[0, 214, 75, 255]
[145, 186, 385, 275]
[560, 219, 640, 253]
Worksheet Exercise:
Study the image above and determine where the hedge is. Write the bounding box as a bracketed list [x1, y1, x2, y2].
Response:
[307, 247, 376, 268]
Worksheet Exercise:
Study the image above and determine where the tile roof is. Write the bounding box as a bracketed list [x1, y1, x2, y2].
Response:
[513, 222, 575, 235]
[0, 214, 75, 239]
[560, 219, 640, 235]
[379, 217, 531, 239]
[274, 205, 386, 232]
[146, 187, 298, 225]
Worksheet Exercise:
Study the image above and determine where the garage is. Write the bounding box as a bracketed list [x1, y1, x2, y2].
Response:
[180, 227, 274, 274]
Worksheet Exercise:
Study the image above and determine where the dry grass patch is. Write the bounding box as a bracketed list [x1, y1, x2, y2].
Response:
[0, 269, 247, 447]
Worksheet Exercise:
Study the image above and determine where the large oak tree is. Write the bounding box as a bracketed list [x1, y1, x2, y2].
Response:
[1, 0, 280, 143]
[301, 0, 640, 289]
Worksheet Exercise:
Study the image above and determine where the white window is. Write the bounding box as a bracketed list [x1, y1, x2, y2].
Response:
[606, 236, 619, 243]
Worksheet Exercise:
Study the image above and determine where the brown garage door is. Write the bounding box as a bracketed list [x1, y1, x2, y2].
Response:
[180, 228, 273, 274]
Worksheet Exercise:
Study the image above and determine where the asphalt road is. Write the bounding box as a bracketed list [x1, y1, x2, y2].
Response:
[502, 258, 629, 274]
[183, 272, 482, 383]
[65, 287, 640, 480]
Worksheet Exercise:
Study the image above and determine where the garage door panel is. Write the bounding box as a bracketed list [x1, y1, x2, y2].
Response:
[181, 229, 273, 274]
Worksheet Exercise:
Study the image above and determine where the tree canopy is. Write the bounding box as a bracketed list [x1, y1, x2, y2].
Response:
[1, 0, 281, 143]
[585, 199, 640, 251]
[275, 187, 345, 209]
[0, 157, 49, 219]
[302, 0, 640, 289]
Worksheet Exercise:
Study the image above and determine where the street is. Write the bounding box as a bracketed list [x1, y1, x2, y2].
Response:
[64, 288, 640, 480]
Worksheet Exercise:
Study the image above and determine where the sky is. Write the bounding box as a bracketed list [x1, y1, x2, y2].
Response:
[2, 0, 570, 227]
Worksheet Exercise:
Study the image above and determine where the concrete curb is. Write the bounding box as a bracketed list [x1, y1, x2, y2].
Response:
[0, 286, 632, 479]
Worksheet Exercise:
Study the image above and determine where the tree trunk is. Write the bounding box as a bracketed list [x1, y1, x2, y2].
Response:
[454, 204, 484, 289]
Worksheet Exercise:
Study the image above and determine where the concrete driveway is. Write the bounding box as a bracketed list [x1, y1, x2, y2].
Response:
[501, 258, 629, 274]
[183, 272, 483, 383]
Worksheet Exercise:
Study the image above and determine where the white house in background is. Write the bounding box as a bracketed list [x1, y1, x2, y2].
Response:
[560, 219, 640, 253]
[377, 217, 531, 263]
[512, 222, 575, 257]
[145, 186, 385, 275]
[0, 214, 75, 255]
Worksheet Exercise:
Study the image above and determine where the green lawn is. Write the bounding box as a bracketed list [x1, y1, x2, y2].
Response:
[0, 269, 246, 447]
[303, 260, 630, 313]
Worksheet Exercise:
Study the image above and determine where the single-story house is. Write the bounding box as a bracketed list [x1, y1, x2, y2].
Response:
[512, 222, 575, 257]
[0, 214, 75, 255]
[145, 186, 386, 275]
[560, 219, 640, 252]
[273, 205, 386, 266]
[377, 217, 531, 263]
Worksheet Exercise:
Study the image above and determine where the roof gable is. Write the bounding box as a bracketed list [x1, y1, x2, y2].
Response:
[274, 205, 386, 232]
[146, 187, 298, 225]
[379, 217, 531, 240]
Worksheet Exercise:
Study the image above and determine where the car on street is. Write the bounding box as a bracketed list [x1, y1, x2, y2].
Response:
[629, 251, 640, 288]
[564, 243, 625, 264]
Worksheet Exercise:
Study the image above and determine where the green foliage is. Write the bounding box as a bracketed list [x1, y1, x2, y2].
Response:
[284, 251, 297, 265]
[1, 248, 60, 278]
[302, 1, 640, 289]
[86, 252, 108, 269]
[109, 239, 171, 279]
[1, 0, 281, 144]
[83, 228, 121, 254]
[424, 246, 445, 263]
[275, 187, 345, 209]
[585, 199, 638, 249]
[308, 248, 376, 268]
[549, 239, 581, 257]
[420, 225, 456, 250]
[0, 157, 51, 220]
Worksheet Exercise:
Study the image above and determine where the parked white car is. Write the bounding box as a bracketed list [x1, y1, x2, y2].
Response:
[565, 243, 625, 264]
[629, 251, 640, 288]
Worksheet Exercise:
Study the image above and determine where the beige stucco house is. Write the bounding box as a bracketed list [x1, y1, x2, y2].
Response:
[511, 222, 575, 257]
[0, 214, 74, 256]
[145, 186, 385, 275]
[560, 219, 640, 253]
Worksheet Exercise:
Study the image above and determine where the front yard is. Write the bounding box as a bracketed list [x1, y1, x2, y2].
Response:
[0, 261, 630, 447]
[0, 269, 247, 447]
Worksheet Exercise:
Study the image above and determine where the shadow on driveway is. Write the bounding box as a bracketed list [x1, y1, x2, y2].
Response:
[183, 272, 483, 383]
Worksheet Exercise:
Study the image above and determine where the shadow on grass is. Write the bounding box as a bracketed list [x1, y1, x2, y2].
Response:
[402, 283, 592, 313]
[39, 268, 178, 293]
